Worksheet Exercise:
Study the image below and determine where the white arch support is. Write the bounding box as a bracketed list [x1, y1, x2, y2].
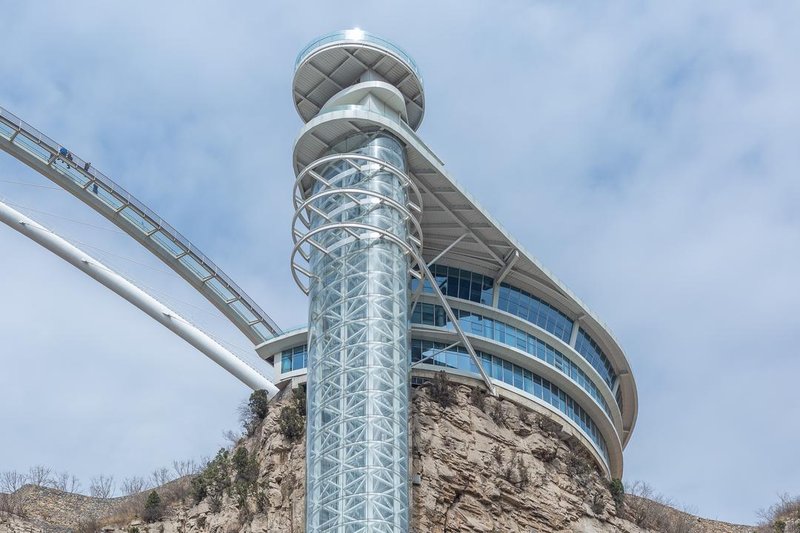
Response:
[0, 198, 279, 397]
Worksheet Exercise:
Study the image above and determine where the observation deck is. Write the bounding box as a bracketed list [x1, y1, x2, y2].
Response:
[293, 29, 425, 130]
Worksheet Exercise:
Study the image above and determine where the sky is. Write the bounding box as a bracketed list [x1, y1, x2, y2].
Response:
[1, 0, 798, 525]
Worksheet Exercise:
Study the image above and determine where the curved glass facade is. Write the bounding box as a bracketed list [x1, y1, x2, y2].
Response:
[411, 302, 612, 417]
[412, 264, 620, 394]
[430, 264, 494, 305]
[497, 283, 573, 343]
[411, 264, 493, 305]
[280, 340, 610, 465]
[575, 328, 617, 389]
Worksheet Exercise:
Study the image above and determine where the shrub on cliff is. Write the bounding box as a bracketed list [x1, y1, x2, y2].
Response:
[248, 390, 270, 421]
[279, 404, 304, 441]
[75, 516, 100, 533]
[232, 448, 259, 485]
[758, 493, 800, 532]
[278, 388, 307, 442]
[240, 389, 270, 436]
[429, 371, 455, 408]
[190, 449, 230, 506]
[609, 478, 625, 508]
[501, 455, 530, 490]
[625, 481, 697, 533]
[293, 386, 307, 417]
[566, 450, 593, 479]
[142, 491, 162, 522]
[469, 386, 487, 411]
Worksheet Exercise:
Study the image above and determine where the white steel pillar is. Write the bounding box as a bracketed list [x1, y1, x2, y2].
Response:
[0, 199, 278, 396]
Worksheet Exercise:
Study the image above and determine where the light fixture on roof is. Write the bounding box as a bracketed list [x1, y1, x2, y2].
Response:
[344, 27, 365, 40]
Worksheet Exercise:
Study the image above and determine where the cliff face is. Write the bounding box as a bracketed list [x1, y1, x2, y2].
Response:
[409, 382, 750, 533]
[0, 382, 754, 533]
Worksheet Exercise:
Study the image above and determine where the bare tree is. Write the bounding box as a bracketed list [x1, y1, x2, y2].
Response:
[172, 460, 199, 478]
[0, 470, 29, 516]
[150, 468, 172, 488]
[120, 476, 148, 496]
[27, 466, 53, 487]
[222, 429, 242, 447]
[89, 475, 115, 499]
[625, 481, 698, 533]
[758, 493, 800, 530]
[52, 472, 82, 493]
[0, 471, 28, 493]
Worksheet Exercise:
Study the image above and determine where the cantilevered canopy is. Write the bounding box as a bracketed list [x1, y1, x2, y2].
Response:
[293, 108, 639, 446]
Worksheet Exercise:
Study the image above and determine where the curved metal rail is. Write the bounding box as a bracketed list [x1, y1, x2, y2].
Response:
[290, 151, 496, 395]
[290, 153, 424, 294]
[0, 105, 281, 344]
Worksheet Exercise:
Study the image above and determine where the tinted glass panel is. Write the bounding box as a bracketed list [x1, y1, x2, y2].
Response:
[281, 345, 307, 374]
[428, 264, 493, 305]
[411, 304, 613, 417]
[497, 283, 574, 343]
[575, 328, 618, 390]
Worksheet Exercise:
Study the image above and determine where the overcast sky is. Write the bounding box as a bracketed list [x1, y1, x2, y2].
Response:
[1, 1, 798, 525]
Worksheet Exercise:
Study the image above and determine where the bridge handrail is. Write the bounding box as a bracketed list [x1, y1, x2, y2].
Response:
[0, 105, 281, 343]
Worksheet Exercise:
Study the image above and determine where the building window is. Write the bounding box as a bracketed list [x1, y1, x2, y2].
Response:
[412, 264, 493, 305]
[411, 304, 614, 417]
[497, 283, 574, 343]
[281, 345, 307, 373]
[575, 328, 617, 391]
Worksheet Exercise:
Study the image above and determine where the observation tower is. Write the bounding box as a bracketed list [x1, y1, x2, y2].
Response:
[255, 29, 639, 532]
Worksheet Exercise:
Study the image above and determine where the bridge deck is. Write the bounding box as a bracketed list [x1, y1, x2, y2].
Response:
[0, 106, 281, 345]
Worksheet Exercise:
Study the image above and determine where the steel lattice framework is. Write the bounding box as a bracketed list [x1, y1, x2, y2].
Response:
[298, 134, 413, 532]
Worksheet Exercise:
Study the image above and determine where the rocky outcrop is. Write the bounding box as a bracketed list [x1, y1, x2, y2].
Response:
[409, 381, 752, 533]
[1, 382, 755, 533]
[5, 485, 127, 531]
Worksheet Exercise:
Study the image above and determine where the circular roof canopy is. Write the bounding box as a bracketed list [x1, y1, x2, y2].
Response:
[293, 29, 426, 130]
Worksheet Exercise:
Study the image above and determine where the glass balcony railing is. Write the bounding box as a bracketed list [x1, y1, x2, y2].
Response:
[295, 29, 423, 87]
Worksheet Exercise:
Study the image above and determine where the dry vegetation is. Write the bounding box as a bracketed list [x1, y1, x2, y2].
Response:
[757, 494, 800, 533]
[3, 381, 789, 533]
[0, 389, 282, 529]
[622, 481, 700, 533]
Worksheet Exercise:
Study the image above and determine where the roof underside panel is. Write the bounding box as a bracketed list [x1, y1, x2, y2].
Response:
[294, 45, 424, 128]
